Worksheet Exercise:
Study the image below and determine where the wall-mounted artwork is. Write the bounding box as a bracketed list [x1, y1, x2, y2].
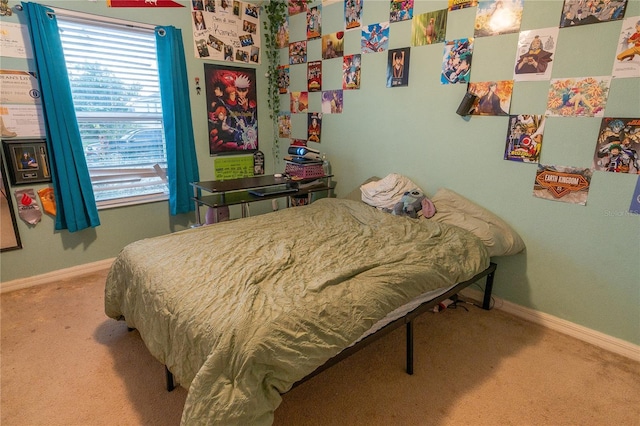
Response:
[504, 115, 545, 163]
[559, 0, 627, 28]
[390, 0, 413, 22]
[533, 165, 592, 205]
[322, 32, 344, 59]
[343, 54, 361, 90]
[0, 158, 22, 252]
[592, 117, 640, 174]
[321, 90, 343, 114]
[441, 38, 474, 84]
[362, 22, 390, 53]
[205, 64, 258, 155]
[545, 76, 611, 117]
[2, 139, 51, 185]
[308, 113, 322, 143]
[190, 0, 261, 63]
[307, 5, 322, 40]
[289, 40, 307, 64]
[474, 0, 524, 38]
[514, 28, 558, 81]
[411, 9, 448, 46]
[468, 80, 513, 115]
[345, 0, 363, 30]
[387, 48, 411, 88]
[612, 16, 640, 78]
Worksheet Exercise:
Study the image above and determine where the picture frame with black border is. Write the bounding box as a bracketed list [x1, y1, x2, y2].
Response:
[2, 139, 52, 185]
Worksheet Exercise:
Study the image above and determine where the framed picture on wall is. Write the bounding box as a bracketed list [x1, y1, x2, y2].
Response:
[204, 64, 258, 156]
[2, 139, 52, 185]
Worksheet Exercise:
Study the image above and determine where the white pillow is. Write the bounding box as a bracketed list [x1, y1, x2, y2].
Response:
[430, 188, 525, 257]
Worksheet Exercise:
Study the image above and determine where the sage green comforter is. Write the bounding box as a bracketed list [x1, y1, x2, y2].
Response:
[104, 198, 489, 425]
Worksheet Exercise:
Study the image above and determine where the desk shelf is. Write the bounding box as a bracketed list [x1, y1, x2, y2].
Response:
[190, 175, 333, 225]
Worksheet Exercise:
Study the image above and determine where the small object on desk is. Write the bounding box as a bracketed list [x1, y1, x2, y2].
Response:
[274, 173, 283, 178]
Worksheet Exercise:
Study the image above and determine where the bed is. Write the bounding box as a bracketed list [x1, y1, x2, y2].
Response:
[104, 181, 524, 425]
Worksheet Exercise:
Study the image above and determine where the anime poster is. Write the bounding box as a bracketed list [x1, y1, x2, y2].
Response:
[630, 176, 640, 214]
[343, 54, 362, 90]
[278, 65, 290, 94]
[321, 89, 343, 114]
[289, 40, 307, 65]
[559, 0, 627, 28]
[276, 17, 289, 49]
[205, 64, 258, 155]
[290, 138, 307, 147]
[307, 61, 322, 92]
[278, 112, 291, 138]
[468, 80, 513, 115]
[514, 28, 558, 81]
[191, 1, 261, 63]
[308, 112, 322, 143]
[307, 5, 322, 40]
[545, 76, 611, 117]
[533, 165, 592, 205]
[592, 117, 640, 174]
[290, 91, 309, 113]
[449, 0, 478, 11]
[504, 115, 545, 163]
[387, 48, 411, 88]
[411, 9, 448, 46]
[441, 38, 474, 84]
[345, 0, 363, 31]
[288, 0, 307, 16]
[390, 0, 414, 23]
[612, 16, 640, 79]
[474, 0, 524, 38]
[322, 32, 345, 59]
[362, 22, 390, 54]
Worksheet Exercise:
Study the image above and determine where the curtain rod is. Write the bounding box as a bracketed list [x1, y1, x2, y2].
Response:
[15, 3, 157, 31]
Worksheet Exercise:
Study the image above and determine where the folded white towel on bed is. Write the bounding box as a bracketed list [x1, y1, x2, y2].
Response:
[360, 173, 422, 210]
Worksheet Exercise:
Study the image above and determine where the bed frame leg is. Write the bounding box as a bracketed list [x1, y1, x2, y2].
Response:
[406, 321, 414, 375]
[165, 366, 175, 392]
[482, 263, 497, 310]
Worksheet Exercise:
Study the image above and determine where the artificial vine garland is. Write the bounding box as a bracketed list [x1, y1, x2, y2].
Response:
[262, 0, 288, 164]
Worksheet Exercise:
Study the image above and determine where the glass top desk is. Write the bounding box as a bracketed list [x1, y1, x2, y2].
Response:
[190, 174, 334, 225]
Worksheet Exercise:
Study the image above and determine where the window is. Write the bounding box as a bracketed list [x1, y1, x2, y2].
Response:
[56, 13, 168, 208]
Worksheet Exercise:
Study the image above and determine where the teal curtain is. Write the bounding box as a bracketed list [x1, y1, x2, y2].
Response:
[21, 2, 100, 232]
[155, 26, 200, 215]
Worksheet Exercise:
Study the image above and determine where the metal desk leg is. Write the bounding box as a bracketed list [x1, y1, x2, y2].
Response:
[193, 185, 201, 225]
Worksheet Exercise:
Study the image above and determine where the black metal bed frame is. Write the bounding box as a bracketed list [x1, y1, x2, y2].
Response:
[164, 262, 497, 393]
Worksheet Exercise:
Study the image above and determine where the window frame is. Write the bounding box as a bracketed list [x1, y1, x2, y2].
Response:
[55, 9, 169, 210]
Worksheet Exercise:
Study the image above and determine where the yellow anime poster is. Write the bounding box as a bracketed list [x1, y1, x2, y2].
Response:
[474, 0, 524, 38]
[545, 76, 611, 117]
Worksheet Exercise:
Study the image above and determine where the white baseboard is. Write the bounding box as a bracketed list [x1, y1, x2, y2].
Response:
[1, 258, 115, 294]
[462, 288, 640, 362]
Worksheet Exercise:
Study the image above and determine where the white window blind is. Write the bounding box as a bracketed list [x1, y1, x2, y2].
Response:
[56, 14, 168, 208]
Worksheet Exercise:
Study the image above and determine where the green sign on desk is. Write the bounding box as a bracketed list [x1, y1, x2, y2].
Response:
[214, 155, 254, 180]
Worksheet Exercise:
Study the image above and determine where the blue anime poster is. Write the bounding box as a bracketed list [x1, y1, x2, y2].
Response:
[630, 175, 640, 214]
[560, 0, 627, 28]
[361, 22, 390, 53]
[441, 38, 474, 84]
[592, 117, 640, 174]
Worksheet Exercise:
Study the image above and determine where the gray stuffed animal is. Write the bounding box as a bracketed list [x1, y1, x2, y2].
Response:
[392, 189, 426, 218]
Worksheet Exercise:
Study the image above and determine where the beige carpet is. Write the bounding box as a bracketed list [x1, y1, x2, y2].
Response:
[1, 269, 639, 426]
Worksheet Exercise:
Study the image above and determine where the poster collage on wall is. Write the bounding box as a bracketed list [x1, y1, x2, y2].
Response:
[269, 0, 638, 210]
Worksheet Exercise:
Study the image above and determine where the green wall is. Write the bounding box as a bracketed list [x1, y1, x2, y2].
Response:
[283, 0, 639, 345]
[0, 1, 638, 346]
